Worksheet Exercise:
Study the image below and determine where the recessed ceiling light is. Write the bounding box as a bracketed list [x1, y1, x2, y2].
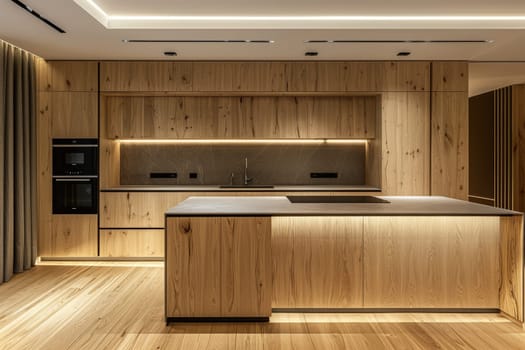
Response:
[164, 51, 177, 56]
[397, 51, 411, 56]
[305, 51, 319, 57]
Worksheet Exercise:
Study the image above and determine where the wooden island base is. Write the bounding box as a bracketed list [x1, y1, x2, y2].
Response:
[165, 197, 524, 324]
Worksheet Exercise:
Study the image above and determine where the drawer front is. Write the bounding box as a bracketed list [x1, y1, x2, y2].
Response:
[100, 229, 164, 257]
[100, 192, 188, 228]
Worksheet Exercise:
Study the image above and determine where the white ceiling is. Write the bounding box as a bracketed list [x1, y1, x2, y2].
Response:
[1, 0, 525, 94]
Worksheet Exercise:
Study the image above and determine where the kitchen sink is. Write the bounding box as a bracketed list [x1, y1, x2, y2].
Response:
[219, 185, 275, 189]
[287, 195, 390, 204]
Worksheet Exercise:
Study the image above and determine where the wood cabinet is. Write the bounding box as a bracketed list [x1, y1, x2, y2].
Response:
[38, 61, 98, 92]
[100, 61, 193, 92]
[381, 92, 430, 195]
[431, 61, 468, 92]
[39, 215, 98, 257]
[166, 216, 272, 318]
[272, 216, 363, 308]
[100, 192, 189, 228]
[39, 92, 98, 138]
[36, 60, 99, 257]
[431, 92, 468, 199]
[500, 216, 524, 322]
[363, 216, 500, 308]
[104, 95, 377, 139]
[99, 229, 164, 257]
[101, 61, 430, 92]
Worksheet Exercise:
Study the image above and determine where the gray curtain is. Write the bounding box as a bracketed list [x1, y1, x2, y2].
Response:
[0, 40, 37, 284]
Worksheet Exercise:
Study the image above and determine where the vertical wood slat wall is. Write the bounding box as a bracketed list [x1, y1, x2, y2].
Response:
[494, 87, 513, 209]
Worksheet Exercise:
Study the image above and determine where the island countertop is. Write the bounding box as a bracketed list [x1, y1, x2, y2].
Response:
[165, 195, 521, 216]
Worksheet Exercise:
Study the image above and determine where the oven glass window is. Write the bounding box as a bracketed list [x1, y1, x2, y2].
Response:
[53, 179, 98, 214]
[65, 152, 85, 166]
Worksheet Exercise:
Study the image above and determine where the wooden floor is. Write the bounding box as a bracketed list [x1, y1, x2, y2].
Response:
[1, 262, 524, 350]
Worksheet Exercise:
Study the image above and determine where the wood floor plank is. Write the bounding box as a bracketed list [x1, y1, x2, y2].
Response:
[1, 263, 524, 350]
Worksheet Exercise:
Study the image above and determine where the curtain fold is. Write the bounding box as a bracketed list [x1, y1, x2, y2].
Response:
[0, 40, 37, 284]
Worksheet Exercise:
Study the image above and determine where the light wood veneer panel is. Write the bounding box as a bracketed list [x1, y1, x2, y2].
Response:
[100, 61, 193, 92]
[47, 92, 98, 138]
[100, 192, 189, 228]
[221, 217, 272, 316]
[431, 61, 468, 92]
[39, 61, 98, 92]
[499, 215, 524, 322]
[381, 92, 430, 195]
[47, 215, 98, 257]
[36, 92, 52, 257]
[99, 229, 164, 257]
[166, 217, 222, 317]
[104, 95, 377, 139]
[363, 216, 500, 308]
[431, 92, 468, 199]
[166, 216, 272, 318]
[272, 216, 364, 308]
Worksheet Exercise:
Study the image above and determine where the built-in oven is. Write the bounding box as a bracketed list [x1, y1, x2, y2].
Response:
[52, 138, 98, 176]
[52, 177, 98, 214]
[52, 138, 99, 214]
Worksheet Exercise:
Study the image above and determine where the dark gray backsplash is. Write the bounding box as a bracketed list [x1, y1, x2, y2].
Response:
[120, 144, 366, 185]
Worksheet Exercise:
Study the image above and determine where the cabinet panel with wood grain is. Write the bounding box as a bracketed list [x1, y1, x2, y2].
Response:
[40, 215, 98, 257]
[38, 61, 98, 92]
[363, 216, 500, 308]
[272, 216, 363, 308]
[166, 216, 272, 318]
[99, 229, 164, 257]
[100, 61, 193, 92]
[103, 95, 377, 139]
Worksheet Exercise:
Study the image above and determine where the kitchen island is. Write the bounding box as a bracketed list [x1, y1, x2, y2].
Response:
[165, 196, 524, 324]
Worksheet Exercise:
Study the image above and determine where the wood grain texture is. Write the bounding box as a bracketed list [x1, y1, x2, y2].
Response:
[431, 61, 468, 92]
[49, 92, 98, 138]
[512, 85, 525, 213]
[381, 92, 430, 195]
[103, 95, 377, 139]
[363, 216, 501, 308]
[40, 61, 98, 92]
[3, 264, 525, 350]
[100, 61, 193, 92]
[221, 217, 272, 317]
[99, 229, 164, 257]
[272, 216, 364, 308]
[499, 215, 524, 322]
[45, 215, 98, 257]
[431, 92, 469, 199]
[100, 61, 430, 93]
[166, 217, 222, 317]
[99, 95, 121, 188]
[100, 192, 189, 228]
[36, 92, 53, 257]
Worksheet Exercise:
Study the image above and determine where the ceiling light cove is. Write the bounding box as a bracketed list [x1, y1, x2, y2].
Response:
[74, 0, 525, 30]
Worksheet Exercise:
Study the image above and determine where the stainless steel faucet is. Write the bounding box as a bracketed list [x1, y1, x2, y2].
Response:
[244, 157, 253, 185]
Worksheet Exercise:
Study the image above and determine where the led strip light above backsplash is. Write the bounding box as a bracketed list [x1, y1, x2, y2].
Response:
[117, 139, 369, 145]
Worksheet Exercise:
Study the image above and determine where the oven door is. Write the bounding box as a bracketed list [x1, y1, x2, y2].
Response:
[52, 177, 98, 214]
[52, 145, 98, 176]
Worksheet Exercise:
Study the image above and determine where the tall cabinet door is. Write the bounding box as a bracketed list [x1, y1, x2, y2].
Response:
[221, 217, 272, 317]
[166, 217, 222, 317]
[165, 216, 272, 318]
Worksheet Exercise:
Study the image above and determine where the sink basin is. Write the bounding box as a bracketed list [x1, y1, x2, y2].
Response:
[219, 185, 275, 189]
[287, 195, 390, 204]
